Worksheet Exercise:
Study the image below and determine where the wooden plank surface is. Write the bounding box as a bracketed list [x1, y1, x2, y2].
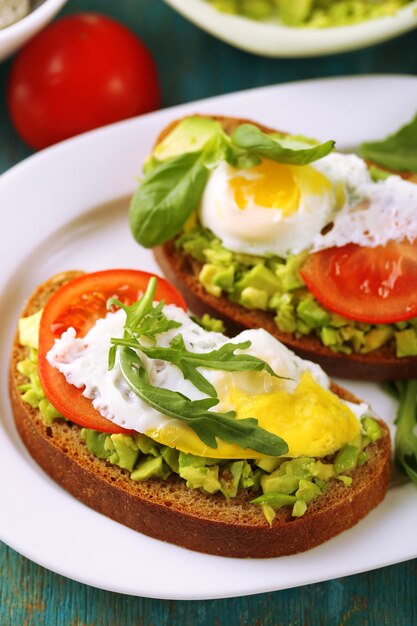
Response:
[1, 0, 417, 623]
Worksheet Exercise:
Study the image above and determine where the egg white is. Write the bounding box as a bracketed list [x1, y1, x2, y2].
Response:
[312, 153, 417, 250]
[199, 160, 336, 258]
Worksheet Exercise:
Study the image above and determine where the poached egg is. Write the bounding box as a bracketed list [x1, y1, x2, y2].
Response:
[199, 152, 417, 258]
[47, 304, 365, 459]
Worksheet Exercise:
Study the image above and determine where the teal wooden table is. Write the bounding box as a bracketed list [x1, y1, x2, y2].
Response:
[1, 1, 417, 623]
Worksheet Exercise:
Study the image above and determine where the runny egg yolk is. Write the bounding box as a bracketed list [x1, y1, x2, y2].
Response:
[145, 372, 360, 459]
[229, 159, 332, 215]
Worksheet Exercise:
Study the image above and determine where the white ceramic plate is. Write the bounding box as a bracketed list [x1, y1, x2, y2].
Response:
[164, 0, 417, 57]
[1, 75, 417, 600]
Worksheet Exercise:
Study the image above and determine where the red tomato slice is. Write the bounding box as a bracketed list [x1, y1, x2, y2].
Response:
[38, 270, 187, 433]
[300, 241, 417, 324]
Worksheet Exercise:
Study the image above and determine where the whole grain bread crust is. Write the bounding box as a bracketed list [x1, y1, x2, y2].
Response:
[9, 271, 391, 558]
[153, 115, 417, 381]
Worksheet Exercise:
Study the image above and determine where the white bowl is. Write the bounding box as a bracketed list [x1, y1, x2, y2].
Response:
[0, 0, 69, 62]
[163, 0, 417, 57]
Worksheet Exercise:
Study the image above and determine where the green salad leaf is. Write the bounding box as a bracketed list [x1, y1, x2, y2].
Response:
[129, 150, 209, 248]
[231, 124, 335, 165]
[109, 277, 289, 455]
[359, 113, 417, 173]
[385, 380, 417, 484]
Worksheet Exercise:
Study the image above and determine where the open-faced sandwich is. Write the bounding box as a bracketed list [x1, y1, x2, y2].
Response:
[129, 115, 417, 380]
[10, 269, 391, 557]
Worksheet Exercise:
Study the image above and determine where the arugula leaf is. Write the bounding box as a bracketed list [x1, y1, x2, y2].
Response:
[119, 346, 288, 456]
[231, 124, 335, 165]
[129, 150, 209, 248]
[389, 380, 417, 485]
[359, 113, 417, 173]
[112, 334, 280, 398]
[109, 277, 289, 455]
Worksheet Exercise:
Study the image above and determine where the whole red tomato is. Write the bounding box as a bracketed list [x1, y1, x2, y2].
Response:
[7, 13, 161, 150]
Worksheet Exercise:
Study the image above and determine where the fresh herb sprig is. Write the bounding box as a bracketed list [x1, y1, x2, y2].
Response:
[109, 277, 288, 455]
[129, 119, 335, 248]
[112, 334, 278, 398]
[118, 348, 287, 455]
[385, 380, 417, 484]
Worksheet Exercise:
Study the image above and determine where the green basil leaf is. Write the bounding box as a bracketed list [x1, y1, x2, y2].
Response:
[231, 124, 335, 165]
[359, 113, 417, 173]
[129, 151, 209, 248]
[119, 347, 288, 456]
[393, 380, 417, 485]
[226, 146, 261, 169]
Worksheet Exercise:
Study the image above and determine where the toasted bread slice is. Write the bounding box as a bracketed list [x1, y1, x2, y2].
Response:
[153, 115, 417, 381]
[9, 271, 391, 558]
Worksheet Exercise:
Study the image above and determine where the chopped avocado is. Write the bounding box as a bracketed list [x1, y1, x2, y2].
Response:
[239, 460, 255, 488]
[176, 227, 214, 263]
[203, 244, 234, 266]
[292, 499, 307, 517]
[161, 446, 180, 473]
[297, 298, 330, 329]
[38, 398, 62, 425]
[334, 444, 360, 474]
[339, 327, 365, 353]
[251, 492, 297, 507]
[250, 468, 264, 492]
[261, 473, 300, 495]
[395, 328, 417, 357]
[82, 429, 111, 460]
[131, 456, 171, 481]
[275, 251, 308, 292]
[179, 451, 207, 469]
[262, 504, 276, 526]
[313, 461, 335, 481]
[199, 264, 223, 297]
[17, 343, 64, 423]
[295, 479, 321, 503]
[21, 388, 40, 409]
[153, 117, 224, 161]
[192, 313, 226, 334]
[109, 434, 139, 471]
[134, 433, 161, 457]
[240, 286, 268, 311]
[179, 465, 221, 494]
[17, 358, 37, 377]
[320, 326, 341, 347]
[213, 264, 236, 291]
[236, 264, 282, 297]
[357, 451, 368, 466]
[275, 0, 313, 25]
[361, 326, 394, 353]
[361, 416, 382, 443]
[336, 475, 353, 486]
[273, 296, 297, 334]
[19, 309, 43, 349]
[220, 461, 244, 498]
[280, 457, 316, 479]
[255, 457, 283, 473]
